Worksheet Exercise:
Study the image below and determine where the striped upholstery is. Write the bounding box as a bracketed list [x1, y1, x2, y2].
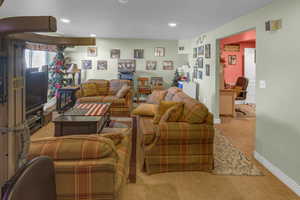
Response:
[138, 87, 214, 175]
[77, 80, 133, 117]
[28, 129, 131, 200]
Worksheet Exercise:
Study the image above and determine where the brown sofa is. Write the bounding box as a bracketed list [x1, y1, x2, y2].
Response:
[76, 79, 133, 117]
[136, 87, 215, 174]
[28, 129, 131, 200]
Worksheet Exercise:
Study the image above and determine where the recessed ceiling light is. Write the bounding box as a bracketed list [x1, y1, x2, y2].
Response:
[60, 18, 71, 24]
[90, 34, 97, 37]
[118, 0, 128, 4]
[168, 22, 177, 27]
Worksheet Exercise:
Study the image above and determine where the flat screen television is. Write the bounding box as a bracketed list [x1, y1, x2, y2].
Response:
[26, 70, 48, 112]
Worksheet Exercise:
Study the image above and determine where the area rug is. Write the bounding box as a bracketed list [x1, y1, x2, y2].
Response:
[32, 118, 262, 176]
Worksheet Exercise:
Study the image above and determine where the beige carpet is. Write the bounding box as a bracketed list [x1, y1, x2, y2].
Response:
[32, 119, 262, 176]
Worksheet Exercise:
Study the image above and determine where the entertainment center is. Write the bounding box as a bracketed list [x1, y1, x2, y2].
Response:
[25, 69, 48, 134]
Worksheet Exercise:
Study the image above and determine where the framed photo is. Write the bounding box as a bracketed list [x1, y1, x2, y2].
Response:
[146, 61, 157, 70]
[163, 61, 174, 70]
[197, 46, 204, 56]
[205, 44, 211, 58]
[228, 55, 237, 65]
[134, 49, 144, 59]
[196, 57, 203, 68]
[205, 64, 210, 76]
[87, 47, 97, 57]
[193, 48, 197, 58]
[97, 60, 108, 70]
[118, 59, 136, 72]
[81, 60, 92, 70]
[198, 70, 203, 80]
[193, 66, 198, 79]
[155, 47, 165, 57]
[111, 49, 120, 59]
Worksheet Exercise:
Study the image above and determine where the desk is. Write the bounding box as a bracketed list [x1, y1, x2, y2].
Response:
[220, 89, 236, 117]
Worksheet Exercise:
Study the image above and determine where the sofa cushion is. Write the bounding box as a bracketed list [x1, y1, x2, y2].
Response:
[147, 90, 167, 104]
[132, 103, 158, 117]
[153, 101, 181, 124]
[109, 80, 131, 95]
[81, 82, 99, 97]
[180, 98, 209, 124]
[116, 84, 130, 98]
[160, 103, 184, 123]
[86, 79, 109, 96]
[140, 117, 156, 145]
[172, 92, 190, 102]
[29, 136, 116, 161]
[78, 96, 126, 107]
[164, 87, 182, 101]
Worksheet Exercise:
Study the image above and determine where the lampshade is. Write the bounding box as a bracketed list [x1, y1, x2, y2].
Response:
[67, 64, 80, 74]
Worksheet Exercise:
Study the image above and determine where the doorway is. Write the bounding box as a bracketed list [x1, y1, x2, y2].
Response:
[218, 29, 256, 157]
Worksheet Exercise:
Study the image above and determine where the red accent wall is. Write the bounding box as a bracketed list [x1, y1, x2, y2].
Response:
[221, 30, 256, 85]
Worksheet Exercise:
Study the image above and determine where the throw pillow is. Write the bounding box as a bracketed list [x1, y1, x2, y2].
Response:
[160, 103, 184, 123]
[147, 90, 167, 104]
[153, 101, 181, 124]
[179, 99, 208, 124]
[81, 82, 99, 97]
[132, 103, 158, 117]
[102, 132, 124, 145]
[116, 84, 130, 98]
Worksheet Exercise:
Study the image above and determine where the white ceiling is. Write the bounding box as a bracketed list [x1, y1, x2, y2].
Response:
[0, 0, 273, 40]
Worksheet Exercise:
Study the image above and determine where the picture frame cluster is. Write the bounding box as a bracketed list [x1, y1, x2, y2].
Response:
[193, 43, 211, 80]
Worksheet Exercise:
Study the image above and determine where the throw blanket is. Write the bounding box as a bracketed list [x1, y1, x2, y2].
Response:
[75, 103, 109, 116]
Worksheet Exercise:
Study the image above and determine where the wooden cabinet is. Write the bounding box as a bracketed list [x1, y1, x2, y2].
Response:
[220, 89, 236, 117]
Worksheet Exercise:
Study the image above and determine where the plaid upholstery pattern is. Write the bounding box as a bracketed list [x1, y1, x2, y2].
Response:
[164, 87, 182, 101]
[28, 136, 116, 161]
[28, 129, 131, 200]
[77, 80, 133, 117]
[179, 97, 209, 124]
[86, 80, 110, 96]
[140, 117, 156, 145]
[146, 90, 167, 104]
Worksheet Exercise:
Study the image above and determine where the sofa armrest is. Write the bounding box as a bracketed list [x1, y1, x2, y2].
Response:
[125, 90, 133, 110]
[156, 122, 214, 144]
[75, 89, 82, 99]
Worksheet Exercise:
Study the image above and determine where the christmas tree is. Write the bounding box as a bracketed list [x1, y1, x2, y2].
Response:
[48, 47, 68, 99]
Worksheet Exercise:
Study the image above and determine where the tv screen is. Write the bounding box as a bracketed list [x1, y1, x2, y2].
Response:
[26, 70, 48, 111]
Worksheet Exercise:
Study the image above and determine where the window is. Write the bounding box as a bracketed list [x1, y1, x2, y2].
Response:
[25, 49, 56, 69]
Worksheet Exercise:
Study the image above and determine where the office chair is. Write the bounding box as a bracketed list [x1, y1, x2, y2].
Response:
[233, 77, 249, 115]
[1, 156, 56, 200]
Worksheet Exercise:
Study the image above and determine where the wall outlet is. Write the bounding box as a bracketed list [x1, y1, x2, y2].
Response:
[259, 80, 267, 89]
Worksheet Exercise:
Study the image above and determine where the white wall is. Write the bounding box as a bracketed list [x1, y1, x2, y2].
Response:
[182, 0, 300, 193]
[65, 38, 188, 88]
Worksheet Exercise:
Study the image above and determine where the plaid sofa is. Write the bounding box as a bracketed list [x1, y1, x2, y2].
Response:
[28, 129, 131, 200]
[137, 87, 215, 174]
[76, 79, 133, 117]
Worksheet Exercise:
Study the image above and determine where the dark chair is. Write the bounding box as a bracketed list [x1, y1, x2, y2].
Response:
[233, 77, 249, 115]
[1, 156, 56, 200]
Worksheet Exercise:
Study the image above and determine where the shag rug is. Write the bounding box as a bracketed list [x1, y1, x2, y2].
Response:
[32, 117, 262, 176]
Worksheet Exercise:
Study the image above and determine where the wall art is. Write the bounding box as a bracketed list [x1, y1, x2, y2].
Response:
[97, 60, 108, 70]
[146, 61, 157, 70]
[81, 60, 92, 70]
[118, 59, 136, 72]
[196, 57, 203, 68]
[205, 64, 210, 76]
[163, 60, 174, 70]
[198, 46, 204, 56]
[193, 48, 197, 58]
[228, 55, 237, 65]
[154, 47, 165, 57]
[134, 49, 144, 59]
[87, 47, 97, 57]
[111, 49, 120, 59]
[205, 44, 211, 58]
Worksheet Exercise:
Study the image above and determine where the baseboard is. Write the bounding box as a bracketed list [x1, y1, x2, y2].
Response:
[254, 151, 300, 196]
[214, 118, 221, 124]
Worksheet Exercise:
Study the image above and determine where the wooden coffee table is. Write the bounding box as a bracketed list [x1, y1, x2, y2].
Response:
[54, 103, 111, 137]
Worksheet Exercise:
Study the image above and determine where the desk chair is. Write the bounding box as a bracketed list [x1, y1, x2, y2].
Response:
[233, 77, 249, 115]
[1, 156, 56, 200]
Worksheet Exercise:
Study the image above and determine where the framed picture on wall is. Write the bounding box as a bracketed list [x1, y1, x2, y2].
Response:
[97, 60, 108, 70]
[163, 61, 174, 70]
[146, 61, 157, 70]
[87, 47, 97, 57]
[198, 70, 203, 80]
[196, 57, 203, 68]
[193, 48, 197, 58]
[205, 44, 211, 58]
[134, 49, 144, 59]
[228, 55, 237, 65]
[154, 47, 165, 57]
[111, 49, 120, 59]
[205, 64, 210, 76]
[197, 46, 204, 56]
[118, 59, 136, 72]
[193, 66, 198, 79]
[81, 60, 92, 70]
